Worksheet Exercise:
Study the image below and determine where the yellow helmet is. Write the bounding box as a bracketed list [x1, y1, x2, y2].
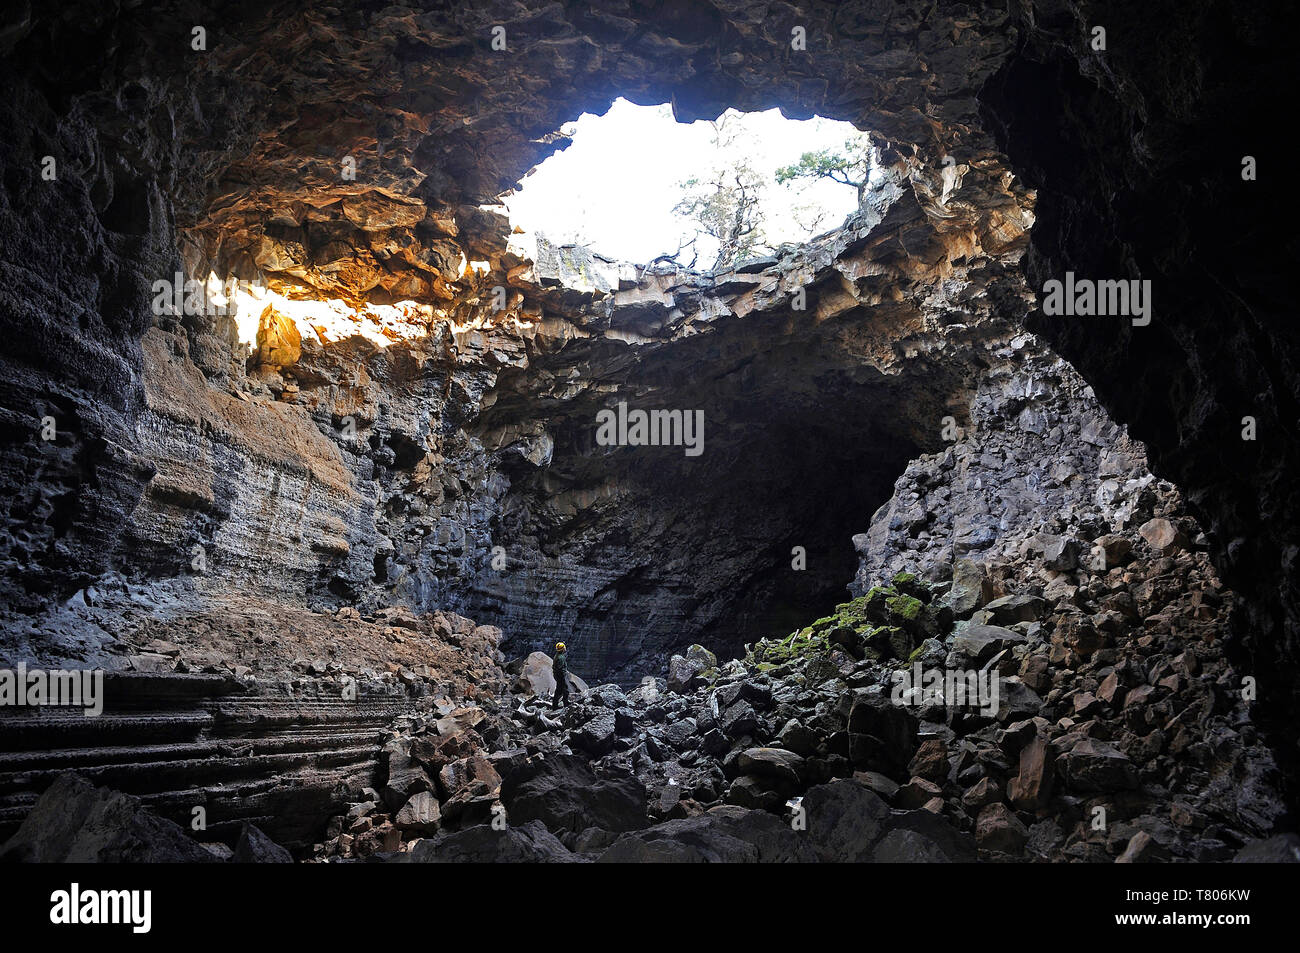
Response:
[555, 642, 566, 652]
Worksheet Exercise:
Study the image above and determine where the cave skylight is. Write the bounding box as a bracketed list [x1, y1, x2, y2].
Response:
[504, 98, 879, 271]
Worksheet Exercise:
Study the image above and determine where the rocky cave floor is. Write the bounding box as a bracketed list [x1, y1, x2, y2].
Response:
[3, 445, 1295, 864]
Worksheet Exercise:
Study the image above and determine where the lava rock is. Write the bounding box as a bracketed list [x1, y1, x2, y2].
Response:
[0, 774, 214, 863]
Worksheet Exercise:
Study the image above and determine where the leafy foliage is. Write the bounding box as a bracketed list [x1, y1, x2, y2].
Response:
[776, 137, 873, 206]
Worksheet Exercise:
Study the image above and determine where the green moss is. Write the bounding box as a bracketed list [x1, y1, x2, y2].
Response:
[745, 627, 829, 666]
[744, 569, 934, 670]
[886, 593, 924, 621]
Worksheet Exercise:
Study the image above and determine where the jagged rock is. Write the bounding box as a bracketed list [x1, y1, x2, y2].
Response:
[776, 719, 820, 756]
[1093, 535, 1133, 569]
[847, 691, 919, 778]
[897, 778, 944, 810]
[570, 709, 617, 756]
[976, 803, 1029, 854]
[736, 747, 803, 783]
[1139, 519, 1186, 555]
[499, 755, 647, 834]
[395, 792, 441, 835]
[437, 756, 502, 801]
[961, 777, 1003, 811]
[720, 700, 760, 739]
[0, 774, 214, 863]
[1007, 736, 1054, 809]
[1057, 738, 1140, 793]
[598, 807, 814, 863]
[949, 559, 991, 618]
[233, 823, 294, 863]
[1115, 830, 1171, 864]
[407, 821, 579, 863]
[907, 739, 950, 782]
[952, 624, 1027, 665]
[1233, 834, 1300, 863]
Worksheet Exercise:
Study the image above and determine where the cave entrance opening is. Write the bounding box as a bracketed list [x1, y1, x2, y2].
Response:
[502, 97, 878, 274]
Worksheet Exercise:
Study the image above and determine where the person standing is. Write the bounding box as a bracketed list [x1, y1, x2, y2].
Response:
[551, 642, 570, 709]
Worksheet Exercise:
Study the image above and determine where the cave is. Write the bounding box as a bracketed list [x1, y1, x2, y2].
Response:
[0, 0, 1297, 878]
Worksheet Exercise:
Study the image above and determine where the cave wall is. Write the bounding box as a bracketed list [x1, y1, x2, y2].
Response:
[1, 0, 1294, 713]
[855, 336, 1155, 591]
[978, 0, 1300, 761]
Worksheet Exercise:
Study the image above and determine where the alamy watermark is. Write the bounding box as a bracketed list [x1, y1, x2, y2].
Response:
[0, 664, 103, 717]
[1041, 272, 1152, 326]
[151, 271, 244, 318]
[890, 663, 999, 717]
[50, 883, 151, 934]
[595, 401, 704, 457]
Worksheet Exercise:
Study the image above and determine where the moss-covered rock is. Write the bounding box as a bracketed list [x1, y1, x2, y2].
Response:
[891, 571, 930, 601]
[746, 570, 949, 669]
[745, 628, 828, 666]
[886, 593, 924, 622]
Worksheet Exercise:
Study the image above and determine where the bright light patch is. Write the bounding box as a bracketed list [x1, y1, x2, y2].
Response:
[505, 99, 875, 268]
[217, 277, 529, 353]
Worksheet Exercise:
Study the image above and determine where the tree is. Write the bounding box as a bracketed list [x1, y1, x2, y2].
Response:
[776, 136, 873, 206]
[672, 167, 766, 269]
[670, 114, 770, 270]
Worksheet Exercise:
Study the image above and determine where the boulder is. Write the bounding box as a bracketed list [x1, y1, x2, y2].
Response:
[500, 754, 647, 833]
[569, 708, 617, 756]
[1007, 735, 1054, 809]
[799, 779, 891, 862]
[408, 820, 580, 863]
[975, 802, 1028, 854]
[949, 558, 992, 617]
[1042, 536, 1082, 571]
[1139, 518, 1186, 554]
[597, 807, 814, 863]
[666, 645, 717, 694]
[437, 755, 502, 800]
[951, 624, 1026, 665]
[395, 792, 442, 834]
[510, 652, 556, 696]
[984, 594, 1047, 624]
[870, 811, 978, 862]
[776, 718, 820, 755]
[435, 706, 488, 736]
[846, 690, 919, 778]
[232, 823, 293, 863]
[1057, 738, 1139, 792]
[996, 677, 1044, 724]
[736, 747, 805, 787]
[1116, 830, 1172, 863]
[0, 774, 214, 863]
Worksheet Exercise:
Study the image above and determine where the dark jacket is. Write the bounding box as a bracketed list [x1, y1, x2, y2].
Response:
[553, 651, 568, 677]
